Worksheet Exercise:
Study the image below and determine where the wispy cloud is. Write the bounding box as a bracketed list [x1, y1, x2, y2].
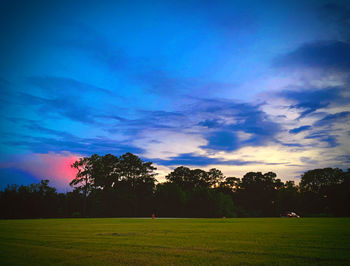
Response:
[1, 0, 350, 189]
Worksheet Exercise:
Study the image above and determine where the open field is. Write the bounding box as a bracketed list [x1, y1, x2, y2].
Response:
[0, 218, 350, 265]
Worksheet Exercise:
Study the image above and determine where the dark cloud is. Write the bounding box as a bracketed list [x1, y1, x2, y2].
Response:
[321, 2, 350, 40]
[289, 125, 311, 134]
[154, 152, 287, 167]
[334, 155, 350, 164]
[273, 41, 350, 71]
[21, 92, 96, 124]
[3, 133, 144, 156]
[154, 153, 259, 167]
[0, 119, 143, 156]
[314, 111, 350, 127]
[2, 94, 284, 157]
[279, 142, 304, 147]
[20, 76, 125, 125]
[300, 156, 318, 165]
[279, 87, 347, 118]
[305, 132, 338, 148]
[206, 130, 240, 151]
[1, 116, 76, 140]
[105, 110, 189, 136]
[194, 99, 281, 151]
[24, 121, 77, 139]
[198, 119, 222, 128]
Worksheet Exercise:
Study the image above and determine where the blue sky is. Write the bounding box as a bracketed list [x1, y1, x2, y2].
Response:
[1, 0, 350, 190]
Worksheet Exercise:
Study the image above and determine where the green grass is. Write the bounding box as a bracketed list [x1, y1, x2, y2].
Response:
[0, 218, 350, 265]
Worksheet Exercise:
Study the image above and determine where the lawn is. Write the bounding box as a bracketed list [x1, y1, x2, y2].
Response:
[0, 218, 349, 265]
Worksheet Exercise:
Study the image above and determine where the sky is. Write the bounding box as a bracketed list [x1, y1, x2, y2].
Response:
[1, 0, 350, 191]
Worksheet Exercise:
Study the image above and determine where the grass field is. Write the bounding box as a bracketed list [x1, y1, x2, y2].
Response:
[0, 218, 350, 265]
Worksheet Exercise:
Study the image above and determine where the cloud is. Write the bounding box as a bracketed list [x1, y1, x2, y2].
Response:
[194, 99, 281, 151]
[314, 111, 350, 127]
[2, 94, 284, 160]
[277, 87, 349, 118]
[153, 152, 261, 167]
[205, 130, 240, 151]
[305, 133, 338, 148]
[1, 0, 350, 191]
[259, 35, 350, 166]
[273, 41, 350, 71]
[262, 87, 349, 150]
[289, 125, 311, 134]
[2, 131, 143, 156]
[0, 152, 80, 191]
[24, 76, 124, 124]
[187, 143, 321, 181]
[133, 130, 207, 160]
[21, 119, 77, 139]
[150, 98, 281, 153]
[320, 3, 350, 40]
[300, 156, 318, 165]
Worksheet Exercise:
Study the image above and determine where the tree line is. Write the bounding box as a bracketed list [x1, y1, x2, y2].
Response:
[1, 152, 349, 219]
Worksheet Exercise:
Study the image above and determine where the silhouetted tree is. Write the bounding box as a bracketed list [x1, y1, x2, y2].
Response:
[207, 168, 225, 187]
[238, 172, 282, 216]
[117, 153, 157, 216]
[276, 181, 300, 215]
[165, 166, 192, 190]
[300, 168, 344, 194]
[92, 154, 120, 189]
[300, 168, 347, 216]
[118, 153, 157, 189]
[186, 186, 236, 217]
[1, 159, 350, 219]
[70, 155, 98, 216]
[0, 180, 60, 218]
[154, 182, 187, 217]
[219, 176, 241, 192]
[165, 167, 220, 190]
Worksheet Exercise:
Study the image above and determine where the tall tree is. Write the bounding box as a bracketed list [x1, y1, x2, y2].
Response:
[154, 182, 187, 217]
[92, 154, 119, 189]
[117, 153, 157, 216]
[118, 152, 157, 189]
[70, 155, 99, 216]
[300, 168, 344, 194]
[276, 180, 300, 214]
[207, 168, 225, 187]
[239, 171, 282, 216]
[165, 166, 192, 189]
[166, 167, 219, 190]
[300, 168, 345, 215]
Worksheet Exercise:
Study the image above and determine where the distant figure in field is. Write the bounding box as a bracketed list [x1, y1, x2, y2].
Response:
[152, 213, 155, 219]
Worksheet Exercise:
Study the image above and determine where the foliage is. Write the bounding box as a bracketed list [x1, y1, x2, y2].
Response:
[0, 152, 349, 218]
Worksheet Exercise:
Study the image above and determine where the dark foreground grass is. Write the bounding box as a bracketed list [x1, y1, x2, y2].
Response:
[0, 218, 350, 265]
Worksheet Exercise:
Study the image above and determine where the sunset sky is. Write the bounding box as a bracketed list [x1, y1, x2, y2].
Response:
[1, 0, 350, 191]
